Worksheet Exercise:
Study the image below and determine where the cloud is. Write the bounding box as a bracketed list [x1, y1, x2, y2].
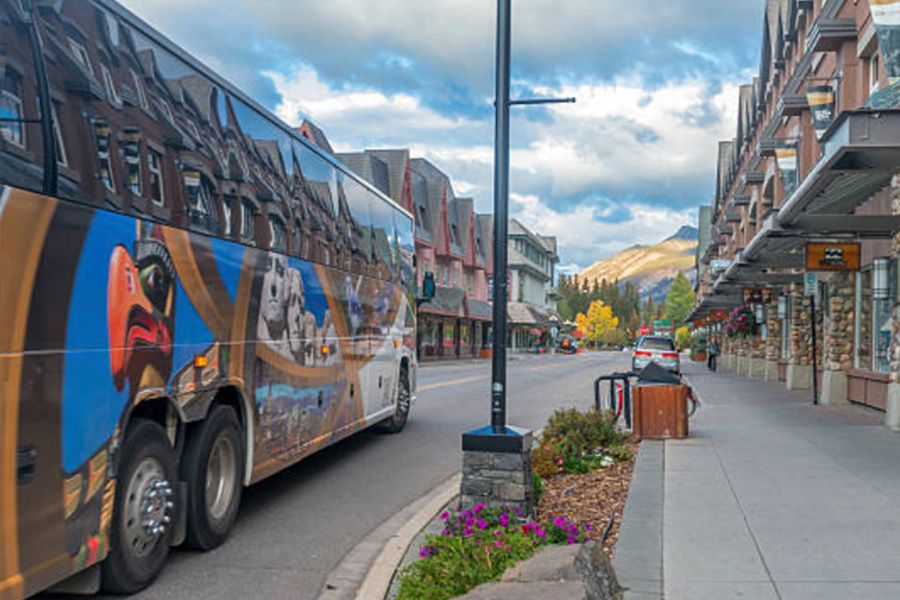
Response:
[117, 0, 758, 267]
[120, 0, 764, 117]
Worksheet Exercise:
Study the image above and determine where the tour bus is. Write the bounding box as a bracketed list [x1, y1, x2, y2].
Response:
[0, 0, 425, 597]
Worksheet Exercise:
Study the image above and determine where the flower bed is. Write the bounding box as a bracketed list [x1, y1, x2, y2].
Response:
[395, 406, 638, 600]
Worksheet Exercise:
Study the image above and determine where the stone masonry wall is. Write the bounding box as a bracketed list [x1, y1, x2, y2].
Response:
[461, 449, 534, 516]
[766, 302, 782, 362]
[790, 284, 813, 366]
[825, 272, 855, 372]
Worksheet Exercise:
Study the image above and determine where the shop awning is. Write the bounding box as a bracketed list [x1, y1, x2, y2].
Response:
[466, 298, 493, 321]
[420, 286, 465, 317]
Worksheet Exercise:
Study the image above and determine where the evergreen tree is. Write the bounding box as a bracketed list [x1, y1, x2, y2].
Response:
[665, 271, 696, 329]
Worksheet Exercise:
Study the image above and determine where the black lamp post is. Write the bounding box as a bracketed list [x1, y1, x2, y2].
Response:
[488, 0, 574, 434]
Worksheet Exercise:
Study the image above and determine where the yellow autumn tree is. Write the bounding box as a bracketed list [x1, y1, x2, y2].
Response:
[575, 300, 619, 347]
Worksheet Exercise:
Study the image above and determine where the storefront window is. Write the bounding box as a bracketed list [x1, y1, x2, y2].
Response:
[443, 322, 456, 348]
[873, 297, 891, 373]
[855, 270, 872, 370]
[461, 325, 471, 353]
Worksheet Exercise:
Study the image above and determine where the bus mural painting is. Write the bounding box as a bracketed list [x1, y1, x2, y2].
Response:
[0, 0, 418, 597]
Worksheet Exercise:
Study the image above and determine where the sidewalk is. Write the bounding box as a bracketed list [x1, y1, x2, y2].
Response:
[615, 361, 900, 600]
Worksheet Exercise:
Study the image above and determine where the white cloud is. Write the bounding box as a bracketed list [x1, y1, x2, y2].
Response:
[264, 66, 735, 266]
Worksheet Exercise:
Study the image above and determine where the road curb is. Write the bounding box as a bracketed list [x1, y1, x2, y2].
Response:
[316, 473, 461, 600]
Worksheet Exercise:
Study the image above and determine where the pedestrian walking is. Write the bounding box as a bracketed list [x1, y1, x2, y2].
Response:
[707, 338, 719, 372]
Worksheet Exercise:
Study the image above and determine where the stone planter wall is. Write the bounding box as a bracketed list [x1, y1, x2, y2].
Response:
[765, 302, 782, 381]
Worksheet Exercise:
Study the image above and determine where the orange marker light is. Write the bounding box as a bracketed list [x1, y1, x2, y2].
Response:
[193, 355, 209, 368]
[321, 346, 330, 355]
[394, 340, 401, 348]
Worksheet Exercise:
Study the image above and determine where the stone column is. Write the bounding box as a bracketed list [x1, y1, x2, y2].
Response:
[765, 301, 782, 381]
[787, 284, 813, 390]
[461, 429, 535, 517]
[821, 272, 855, 405]
[722, 336, 734, 370]
[749, 330, 766, 379]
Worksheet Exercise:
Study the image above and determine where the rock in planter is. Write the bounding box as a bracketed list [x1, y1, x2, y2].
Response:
[455, 542, 623, 600]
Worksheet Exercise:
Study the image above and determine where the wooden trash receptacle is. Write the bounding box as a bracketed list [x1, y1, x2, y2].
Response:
[632, 384, 688, 440]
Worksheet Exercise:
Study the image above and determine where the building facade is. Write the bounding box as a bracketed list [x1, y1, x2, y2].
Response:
[507, 219, 561, 351]
[336, 151, 494, 360]
[692, 0, 900, 425]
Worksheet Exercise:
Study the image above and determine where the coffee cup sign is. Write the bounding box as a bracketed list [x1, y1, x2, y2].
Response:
[806, 243, 861, 271]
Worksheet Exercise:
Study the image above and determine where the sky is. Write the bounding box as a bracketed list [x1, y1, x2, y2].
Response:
[119, 0, 765, 273]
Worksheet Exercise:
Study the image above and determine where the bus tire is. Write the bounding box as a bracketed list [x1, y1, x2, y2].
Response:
[376, 366, 410, 434]
[101, 419, 179, 594]
[181, 405, 244, 551]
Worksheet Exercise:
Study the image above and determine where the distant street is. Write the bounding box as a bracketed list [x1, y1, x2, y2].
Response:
[39, 351, 631, 600]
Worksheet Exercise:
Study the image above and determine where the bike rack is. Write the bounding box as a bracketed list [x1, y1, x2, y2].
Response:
[594, 372, 633, 430]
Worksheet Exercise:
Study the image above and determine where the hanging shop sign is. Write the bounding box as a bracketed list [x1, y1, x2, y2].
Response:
[804, 272, 819, 297]
[806, 85, 836, 140]
[871, 0, 900, 86]
[742, 288, 773, 304]
[806, 242, 861, 272]
[775, 144, 798, 199]
[712, 310, 729, 322]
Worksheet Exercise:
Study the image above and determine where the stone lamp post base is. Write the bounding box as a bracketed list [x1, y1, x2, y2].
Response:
[461, 426, 535, 517]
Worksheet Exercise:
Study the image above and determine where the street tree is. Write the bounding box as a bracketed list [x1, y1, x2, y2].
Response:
[576, 300, 619, 347]
[665, 271, 696, 329]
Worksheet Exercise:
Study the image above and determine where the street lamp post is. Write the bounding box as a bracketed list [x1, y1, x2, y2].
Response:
[488, 0, 574, 434]
[459, 0, 574, 518]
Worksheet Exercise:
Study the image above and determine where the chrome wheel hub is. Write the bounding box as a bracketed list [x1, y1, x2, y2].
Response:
[124, 458, 173, 558]
[205, 435, 237, 522]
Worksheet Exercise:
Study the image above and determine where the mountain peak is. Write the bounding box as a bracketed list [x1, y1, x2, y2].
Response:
[578, 225, 699, 301]
[666, 225, 699, 242]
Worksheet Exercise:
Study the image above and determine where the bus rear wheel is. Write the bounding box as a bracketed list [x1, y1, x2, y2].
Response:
[102, 419, 179, 594]
[377, 366, 410, 434]
[181, 405, 244, 551]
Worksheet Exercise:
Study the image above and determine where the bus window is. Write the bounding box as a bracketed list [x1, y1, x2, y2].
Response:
[339, 175, 373, 275]
[370, 196, 395, 280]
[395, 211, 415, 290]
[0, 4, 49, 196]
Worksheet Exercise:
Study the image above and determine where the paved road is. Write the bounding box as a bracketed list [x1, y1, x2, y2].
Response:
[41, 351, 630, 600]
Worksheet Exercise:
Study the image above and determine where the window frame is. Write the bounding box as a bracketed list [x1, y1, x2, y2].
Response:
[147, 148, 165, 206]
[68, 38, 94, 76]
[131, 69, 149, 110]
[0, 88, 25, 149]
[100, 63, 122, 108]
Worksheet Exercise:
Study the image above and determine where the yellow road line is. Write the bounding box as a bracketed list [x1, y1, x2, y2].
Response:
[418, 375, 487, 392]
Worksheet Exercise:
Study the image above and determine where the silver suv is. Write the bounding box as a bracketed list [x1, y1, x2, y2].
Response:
[632, 335, 680, 374]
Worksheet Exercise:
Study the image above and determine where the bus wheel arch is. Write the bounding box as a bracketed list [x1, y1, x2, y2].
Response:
[376, 359, 410, 434]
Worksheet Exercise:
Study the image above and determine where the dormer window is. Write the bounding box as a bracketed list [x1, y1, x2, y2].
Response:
[0, 71, 25, 148]
[100, 64, 122, 107]
[68, 38, 94, 76]
[131, 70, 149, 110]
[269, 215, 286, 252]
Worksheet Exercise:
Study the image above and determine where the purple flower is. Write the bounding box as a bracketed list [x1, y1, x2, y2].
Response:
[477, 520, 488, 530]
[419, 545, 434, 558]
[440, 512, 449, 521]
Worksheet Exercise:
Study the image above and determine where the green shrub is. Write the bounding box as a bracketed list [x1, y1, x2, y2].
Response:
[533, 471, 545, 505]
[396, 505, 592, 600]
[543, 408, 626, 452]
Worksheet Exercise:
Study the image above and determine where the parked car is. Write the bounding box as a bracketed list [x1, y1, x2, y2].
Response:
[632, 335, 681, 374]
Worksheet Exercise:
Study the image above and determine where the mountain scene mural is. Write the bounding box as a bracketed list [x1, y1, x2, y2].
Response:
[578, 225, 699, 301]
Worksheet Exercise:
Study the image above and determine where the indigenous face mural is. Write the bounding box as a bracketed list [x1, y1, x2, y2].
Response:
[108, 224, 177, 395]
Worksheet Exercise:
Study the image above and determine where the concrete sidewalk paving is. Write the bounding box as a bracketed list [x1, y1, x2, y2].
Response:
[615, 362, 900, 600]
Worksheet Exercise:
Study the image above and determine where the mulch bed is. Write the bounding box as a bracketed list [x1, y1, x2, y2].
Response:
[535, 439, 640, 556]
